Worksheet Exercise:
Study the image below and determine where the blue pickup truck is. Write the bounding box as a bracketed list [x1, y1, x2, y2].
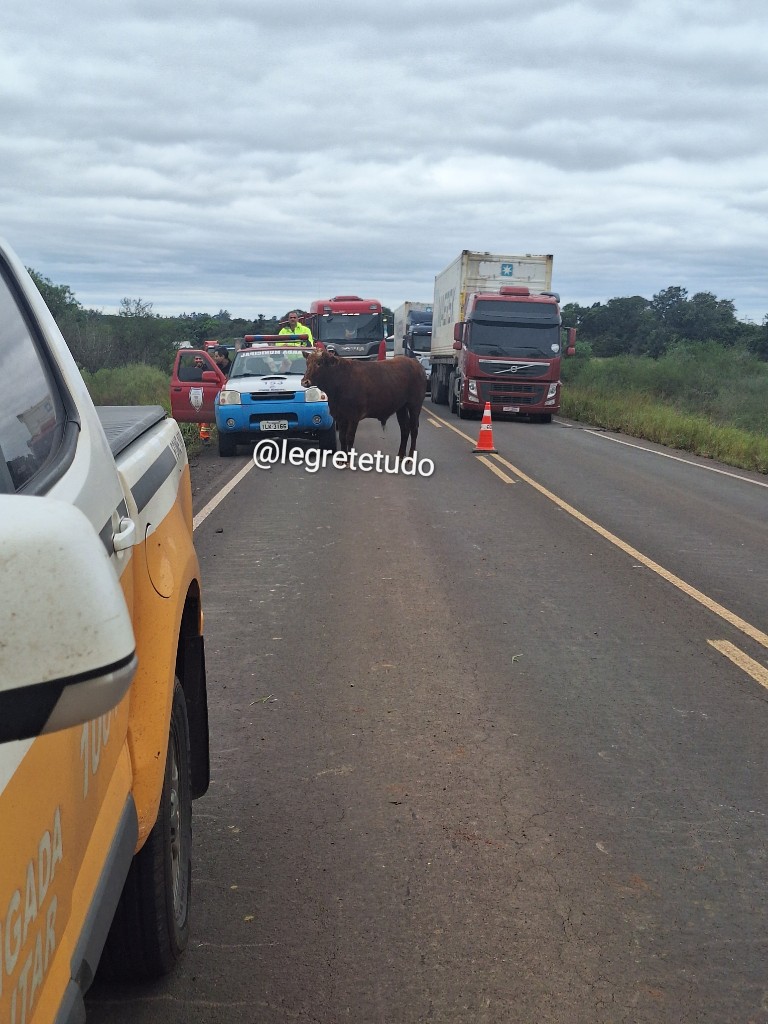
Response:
[215, 343, 336, 457]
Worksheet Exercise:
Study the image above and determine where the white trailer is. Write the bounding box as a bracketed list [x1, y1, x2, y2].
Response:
[432, 251, 554, 358]
[392, 301, 433, 357]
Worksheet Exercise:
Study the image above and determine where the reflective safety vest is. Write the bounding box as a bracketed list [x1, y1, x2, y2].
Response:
[278, 323, 313, 345]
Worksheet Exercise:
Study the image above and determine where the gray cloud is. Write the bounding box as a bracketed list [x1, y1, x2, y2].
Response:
[0, 0, 766, 322]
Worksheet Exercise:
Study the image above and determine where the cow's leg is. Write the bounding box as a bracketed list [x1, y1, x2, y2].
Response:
[395, 407, 410, 458]
[408, 406, 420, 457]
[337, 417, 351, 453]
[345, 418, 360, 452]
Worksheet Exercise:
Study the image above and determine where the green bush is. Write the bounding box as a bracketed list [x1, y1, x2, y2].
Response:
[81, 365, 171, 411]
[562, 344, 768, 473]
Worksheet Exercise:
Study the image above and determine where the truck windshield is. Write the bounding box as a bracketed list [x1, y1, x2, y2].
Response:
[317, 313, 383, 342]
[410, 330, 432, 354]
[468, 320, 561, 358]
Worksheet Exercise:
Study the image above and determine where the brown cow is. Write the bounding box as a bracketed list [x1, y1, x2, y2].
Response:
[301, 350, 426, 457]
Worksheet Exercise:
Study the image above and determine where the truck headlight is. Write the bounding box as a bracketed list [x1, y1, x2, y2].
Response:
[304, 386, 327, 403]
[546, 383, 558, 400]
[467, 380, 479, 401]
[219, 390, 241, 406]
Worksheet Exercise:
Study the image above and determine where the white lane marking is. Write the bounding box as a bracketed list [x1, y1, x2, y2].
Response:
[193, 461, 254, 531]
[585, 431, 768, 488]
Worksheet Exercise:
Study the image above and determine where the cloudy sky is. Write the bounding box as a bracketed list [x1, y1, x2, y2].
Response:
[2, 0, 767, 323]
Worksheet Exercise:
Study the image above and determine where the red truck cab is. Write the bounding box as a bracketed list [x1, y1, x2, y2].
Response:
[306, 296, 387, 360]
[451, 287, 576, 422]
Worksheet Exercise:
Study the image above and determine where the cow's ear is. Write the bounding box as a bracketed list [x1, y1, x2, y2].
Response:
[301, 350, 311, 360]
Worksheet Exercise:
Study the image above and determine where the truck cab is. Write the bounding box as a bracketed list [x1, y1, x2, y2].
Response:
[449, 287, 575, 421]
[307, 296, 386, 361]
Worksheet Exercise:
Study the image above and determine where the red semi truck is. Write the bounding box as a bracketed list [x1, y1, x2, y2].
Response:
[305, 296, 386, 360]
[430, 251, 576, 422]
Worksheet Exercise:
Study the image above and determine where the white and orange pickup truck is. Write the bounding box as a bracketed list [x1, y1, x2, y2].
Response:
[0, 239, 210, 1023]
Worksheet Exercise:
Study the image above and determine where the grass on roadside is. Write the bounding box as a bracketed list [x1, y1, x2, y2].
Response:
[561, 387, 768, 474]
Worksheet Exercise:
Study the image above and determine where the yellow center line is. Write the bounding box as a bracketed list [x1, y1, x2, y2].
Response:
[708, 640, 768, 691]
[491, 451, 768, 651]
[476, 456, 516, 483]
[426, 409, 768, 651]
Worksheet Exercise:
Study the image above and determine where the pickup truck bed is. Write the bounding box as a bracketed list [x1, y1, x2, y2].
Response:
[97, 405, 168, 458]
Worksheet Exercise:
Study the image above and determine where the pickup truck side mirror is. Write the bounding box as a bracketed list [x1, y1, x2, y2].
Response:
[202, 370, 221, 382]
[0, 496, 137, 743]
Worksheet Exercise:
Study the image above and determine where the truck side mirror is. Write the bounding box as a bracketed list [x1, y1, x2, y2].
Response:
[564, 326, 577, 357]
[202, 370, 220, 382]
[0, 496, 137, 743]
[453, 322, 464, 344]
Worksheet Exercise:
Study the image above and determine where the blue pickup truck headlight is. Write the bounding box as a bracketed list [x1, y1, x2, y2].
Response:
[219, 390, 242, 406]
[304, 386, 327, 403]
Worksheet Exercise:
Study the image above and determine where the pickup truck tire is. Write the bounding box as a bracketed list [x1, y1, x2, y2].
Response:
[100, 680, 192, 980]
[218, 432, 237, 457]
[318, 424, 338, 451]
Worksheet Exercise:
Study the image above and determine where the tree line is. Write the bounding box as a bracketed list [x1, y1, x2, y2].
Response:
[29, 269, 768, 372]
[562, 287, 768, 360]
[28, 270, 292, 374]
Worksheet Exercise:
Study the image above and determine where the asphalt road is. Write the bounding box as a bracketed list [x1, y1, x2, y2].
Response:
[87, 410, 768, 1024]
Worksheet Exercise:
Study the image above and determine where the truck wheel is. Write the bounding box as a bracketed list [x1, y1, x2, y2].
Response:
[100, 680, 192, 980]
[218, 432, 237, 457]
[431, 373, 448, 405]
[318, 424, 338, 451]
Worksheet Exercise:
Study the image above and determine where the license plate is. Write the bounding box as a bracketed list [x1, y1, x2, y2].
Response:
[260, 420, 288, 431]
[503, 406, 520, 413]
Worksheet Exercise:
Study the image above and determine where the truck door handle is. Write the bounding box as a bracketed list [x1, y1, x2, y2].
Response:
[113, 516, 137, 552]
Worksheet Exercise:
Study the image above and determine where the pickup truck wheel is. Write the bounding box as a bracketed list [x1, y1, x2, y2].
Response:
[218, 432, 237, 457]
[99, 680, 192, 980]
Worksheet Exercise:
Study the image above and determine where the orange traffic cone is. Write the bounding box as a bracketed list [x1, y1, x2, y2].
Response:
[473, 402, 497, 454]
[198, 422, 211, 445]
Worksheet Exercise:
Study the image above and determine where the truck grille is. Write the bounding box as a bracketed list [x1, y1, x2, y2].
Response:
[481, 382, 547, 406]
[247, 391, 299, 401]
